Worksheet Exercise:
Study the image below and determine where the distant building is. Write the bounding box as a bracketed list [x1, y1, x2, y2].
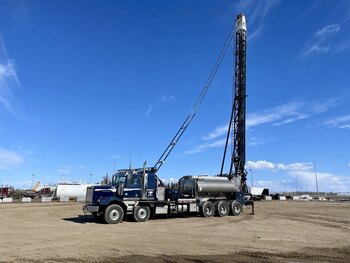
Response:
[250, 187, 269, 200]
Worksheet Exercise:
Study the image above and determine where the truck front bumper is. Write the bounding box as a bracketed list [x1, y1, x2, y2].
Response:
[83, 204, 99, 213]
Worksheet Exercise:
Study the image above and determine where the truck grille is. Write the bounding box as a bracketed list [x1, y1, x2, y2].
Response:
[86, 187, 94, 203]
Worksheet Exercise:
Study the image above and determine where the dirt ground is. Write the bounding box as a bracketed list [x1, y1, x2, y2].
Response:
[0, 201, 349, 263]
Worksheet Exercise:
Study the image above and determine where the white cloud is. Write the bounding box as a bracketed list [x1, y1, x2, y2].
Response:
[145, 102, 152, 118]
[202, 124, 228, 141]
[248, 99, 338, 128]
[314, 24, 340, 38]
[248, 160, 350, 192]
[333, 39, 350, 53]
[200, 98, 339, 142]
[301, 23, 341, 57]
[0, 35, 20, 114]
[235, 0, 281, 42]
[247, 25, 263, 42]
[247, 101, 303, 127]
[246, 160, 313, 172]
[324, 114, 350, 129]
[289, 170, 350, 193]
[0, 148, 23, 170]
[161, 95, 175, 103]
[186, 139, 226, 154]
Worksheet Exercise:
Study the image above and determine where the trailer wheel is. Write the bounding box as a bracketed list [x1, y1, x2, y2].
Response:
[231, 201, 242, 216]
[215, 200, 229, 217]
[104, 204, 124, 224]
[201, 201, 214, 218]
[134, 206, 151, 222]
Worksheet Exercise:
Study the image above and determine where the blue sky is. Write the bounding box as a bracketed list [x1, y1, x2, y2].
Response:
[0, 0, 349, 192]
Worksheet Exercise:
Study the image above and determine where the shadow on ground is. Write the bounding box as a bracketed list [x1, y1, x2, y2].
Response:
[42, 246, 350, 263]
[63, 215, 99, 224]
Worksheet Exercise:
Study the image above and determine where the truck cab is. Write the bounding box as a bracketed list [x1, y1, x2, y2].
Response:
[83, 168, 166, 223]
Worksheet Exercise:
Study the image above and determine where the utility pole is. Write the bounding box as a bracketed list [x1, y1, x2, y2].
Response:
[314, 162, 319, 199]
[31, 174, 35, 189]
[295, 175, 298, 194]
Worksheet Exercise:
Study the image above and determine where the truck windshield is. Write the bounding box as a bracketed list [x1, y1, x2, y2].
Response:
[112, 174, 126, 186]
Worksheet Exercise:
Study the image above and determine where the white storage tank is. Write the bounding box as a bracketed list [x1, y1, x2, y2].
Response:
[278, 195, 286, 200]
[55, 183, 92, 199]
[3, 197, 13, 203]
[21, 197, 32, 203]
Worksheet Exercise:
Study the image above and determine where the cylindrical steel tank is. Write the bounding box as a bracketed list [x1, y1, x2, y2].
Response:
[178, 176, 239, 196]
[55, 183, 92, 199]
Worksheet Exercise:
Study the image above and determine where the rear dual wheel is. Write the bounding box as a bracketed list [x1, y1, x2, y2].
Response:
[229, 200, 243, 216]
[214, 200, 229, 217]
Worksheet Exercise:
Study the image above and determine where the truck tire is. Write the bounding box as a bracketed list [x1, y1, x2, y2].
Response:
[133, 206, 151, 222]
[215, 200, 229, 217]
[104, 204, 124, 224]
[201, 201, 214, 218]
[230, 201, 242, 216]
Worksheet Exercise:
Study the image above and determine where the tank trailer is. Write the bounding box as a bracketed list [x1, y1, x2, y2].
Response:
[83, 166, 253, 224]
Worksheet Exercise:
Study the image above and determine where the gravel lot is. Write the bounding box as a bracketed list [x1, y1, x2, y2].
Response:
[0, 201, 349, 262]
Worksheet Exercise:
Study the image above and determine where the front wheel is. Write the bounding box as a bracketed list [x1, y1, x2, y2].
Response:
[133, 206, 151, 222]
[104, 204, 124, 224]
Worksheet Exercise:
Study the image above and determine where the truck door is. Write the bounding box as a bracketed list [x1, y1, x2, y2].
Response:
[146, 173, 156, 200]
[124, 173, 142, 199]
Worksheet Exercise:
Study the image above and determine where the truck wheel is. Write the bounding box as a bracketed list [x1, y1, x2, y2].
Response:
[201, 201, 214, 218]
[231, 201, 242, 216]
[134, 206, 151, 222]
[215, 200, 229, 217]
[104, 204, 124, 224]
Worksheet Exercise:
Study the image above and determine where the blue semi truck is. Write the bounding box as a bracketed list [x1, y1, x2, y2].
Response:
[83, 166, 253, 224]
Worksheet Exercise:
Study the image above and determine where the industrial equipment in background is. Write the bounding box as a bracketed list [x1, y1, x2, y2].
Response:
[83, 13, 254, 224]
[54, 183, 92, 201]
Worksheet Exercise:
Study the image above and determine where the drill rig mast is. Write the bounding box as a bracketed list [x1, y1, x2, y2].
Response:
[220, 13, 248, 193]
